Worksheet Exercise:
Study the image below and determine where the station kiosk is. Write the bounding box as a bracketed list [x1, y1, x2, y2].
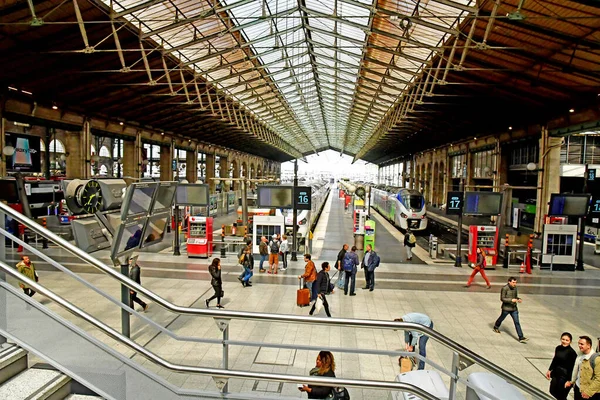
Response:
[252, 215, 284, 254]
[468, 225, 499, 267]
[187, 216, 213, 258]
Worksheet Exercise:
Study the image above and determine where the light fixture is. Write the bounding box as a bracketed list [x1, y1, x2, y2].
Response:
[474, 137, 477, 140]
[161, 132, 164, 135]
[119, 121, 124, 126]
[569, 108, 575, 113]
[52, 104, 58, 110]
[21, 90, 32, 95]
[60, 154, 67, 161]
[508, 126, 513, 130]
[526, 162, 537, 171]
[2, 146, 15, 157]
[8, 86, 17, 91]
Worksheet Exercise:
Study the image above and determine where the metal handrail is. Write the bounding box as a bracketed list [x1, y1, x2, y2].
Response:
[0, 202, 554, 399]
[0, 266, 437, 399]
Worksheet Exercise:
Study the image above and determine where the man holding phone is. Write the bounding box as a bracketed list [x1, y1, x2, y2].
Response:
[493, 277, 528, 343]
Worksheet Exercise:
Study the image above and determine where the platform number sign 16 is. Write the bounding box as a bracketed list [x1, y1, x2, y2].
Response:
[294, 186, 312, 210]
[446, 191, 464, 215]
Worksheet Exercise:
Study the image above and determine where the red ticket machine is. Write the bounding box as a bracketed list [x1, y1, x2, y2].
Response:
[468, 225, 499, 266]
[344, 194, 352, 209]
[339, 189, 345, 199]
[187, 216, 213, 258]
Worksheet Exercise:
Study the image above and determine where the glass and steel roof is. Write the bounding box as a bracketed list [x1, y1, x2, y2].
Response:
[104, 0, 474, 157]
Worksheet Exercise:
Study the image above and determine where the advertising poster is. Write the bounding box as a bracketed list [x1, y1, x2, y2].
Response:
[5, 132, 41, 172]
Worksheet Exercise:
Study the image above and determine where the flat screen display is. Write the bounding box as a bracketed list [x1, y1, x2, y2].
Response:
[257, 186, 293, 208]
[121, 183, 158, 219]
[0, 179, 19, 203]
[111, 218, 147, 259]
[141, 213, 169, 248]
[5, 132, 41, 173]
[464, 192, 503, 216]
[176, 184, 209, 206]
[549, 194, 590, 217]
[152, 182, 177, 212]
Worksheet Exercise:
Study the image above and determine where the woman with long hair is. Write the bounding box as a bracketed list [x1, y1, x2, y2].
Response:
[546, 332, 577, 400]
[299, 351, 335, 399]
[465, 247, 491, 289]
[206, 258, 224, 309]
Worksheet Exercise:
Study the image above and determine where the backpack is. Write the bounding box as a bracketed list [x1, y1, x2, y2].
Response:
[342, 255, 354, 272]
[590, 352, 599, 375]
[408, 233, 416, 244]
[270, 240, 279, 253]
[371, 253, 380, 269]
[239, 254, 246, 264]
[329, 387, 350, 400]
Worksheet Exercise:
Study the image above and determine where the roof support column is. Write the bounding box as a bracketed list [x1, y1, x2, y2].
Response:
[186, 147, 198, 183]
[123, 134, 142, 180]
[67, 119, 92, 179]
[159, 143, 173, 181]
[0, 98, 6, 178]
[535, 128, 561, 233]
[206, 153, 216, 193]
[219, 155, 229, 192]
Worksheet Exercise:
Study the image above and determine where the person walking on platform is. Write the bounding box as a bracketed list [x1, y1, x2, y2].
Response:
[309, 262, 332, 317]
[16, 255, 38, 297]
[395, 312, 434, 370]
[565, 335, 600, 400]
[239, 246, 253, 287]
[299, 254, 317, 302]
[493, 277, 528, 343]
[465, 247, 492, 289]
[206, 258, 224, 309]
[361, 244, 380, 291]
[546, 332, 577, 400]
[258, 236, 268, 272]
[336, 244, 348, 289]
[280, 234, 289, 271]
[128, 256, 149, 312]
[268, 234, 280, 274]
[342, 246, 359, 296]
[404, 229, 416, 261]
[299, 351, 336, 398]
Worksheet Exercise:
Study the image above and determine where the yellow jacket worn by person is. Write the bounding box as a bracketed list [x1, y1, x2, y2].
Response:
[579, 356, 600, 397]
[16, 260, 37, 289]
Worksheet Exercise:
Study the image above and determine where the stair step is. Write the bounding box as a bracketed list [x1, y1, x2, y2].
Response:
[0, 343, 28, 385]
[64, 395, 104, 399]
[0, 368, 71, 400]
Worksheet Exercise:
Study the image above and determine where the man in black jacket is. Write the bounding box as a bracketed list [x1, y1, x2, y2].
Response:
[336, 244, 348, 288]
[493, 277, 527, 342]
[129, 256, 149, 312]
[309, 262, 332, 317]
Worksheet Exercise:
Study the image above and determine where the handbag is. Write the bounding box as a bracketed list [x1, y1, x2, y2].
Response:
[330, 387, 350, 400]
[314, 297, 323, 314]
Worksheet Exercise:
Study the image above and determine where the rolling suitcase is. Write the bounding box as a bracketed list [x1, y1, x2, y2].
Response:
[297, 277, 310, 307]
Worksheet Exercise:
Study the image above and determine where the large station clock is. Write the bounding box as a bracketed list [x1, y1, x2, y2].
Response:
[77, 180, 103, 214]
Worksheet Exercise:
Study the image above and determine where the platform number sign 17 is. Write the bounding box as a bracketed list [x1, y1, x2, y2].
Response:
[294, 186, 312, 210]
[446, 191, 464, 215]
[591, 197, 600, 215]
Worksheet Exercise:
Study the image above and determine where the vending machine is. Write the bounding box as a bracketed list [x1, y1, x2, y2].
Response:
[187, 216, 213, 258]
[468, 225, 499, 267]
[353, 209, 367, 234]
[364, 220, 376, 250]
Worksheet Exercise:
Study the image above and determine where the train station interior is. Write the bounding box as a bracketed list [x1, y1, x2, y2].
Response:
[1, 0, 600, 399]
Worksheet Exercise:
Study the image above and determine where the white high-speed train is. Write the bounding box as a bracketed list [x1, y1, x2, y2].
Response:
[371, 186, 428, 231]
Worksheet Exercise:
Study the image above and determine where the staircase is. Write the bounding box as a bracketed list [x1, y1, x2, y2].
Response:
[0, 343, 103, 400]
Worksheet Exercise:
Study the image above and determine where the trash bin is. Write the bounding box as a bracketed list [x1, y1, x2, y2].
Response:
[391, 370, 449, 400]
[466, 372, 526, 400]
[429, 235, 438, 259]
[354, 234, 364, 251]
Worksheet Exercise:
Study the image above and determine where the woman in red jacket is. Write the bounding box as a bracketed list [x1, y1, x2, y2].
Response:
[465, 247, 491, 289]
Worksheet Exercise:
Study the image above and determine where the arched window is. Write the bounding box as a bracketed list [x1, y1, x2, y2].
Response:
[91, 145, 96, 155]
[49, 139, 65, 154]
[99, 146, 110, 157]
[40, 139, 45, 152]
[99, 164, 108, 175]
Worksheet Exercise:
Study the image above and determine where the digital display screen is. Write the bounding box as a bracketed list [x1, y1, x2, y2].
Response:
[257, 186, 293, 208]
[294, 186, 312, 210]
[5, 132, 41, 173]
[121, 183, 158, 219]
[446, 191, 463, 215]
[176, 184, 209, 206]
[549, 194, 590, 217]
[141, 213, 169, 248]
[0, 179, 19, 203]
[111, 219, 147, 259]
[152, 182, 177, 212]
[464, 192, 503, 216]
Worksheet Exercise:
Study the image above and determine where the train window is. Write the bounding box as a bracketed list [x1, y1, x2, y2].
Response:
[403, 194, 424, 211]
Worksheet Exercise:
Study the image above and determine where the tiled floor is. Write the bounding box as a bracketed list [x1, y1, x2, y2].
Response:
[4, 192, 600, 399]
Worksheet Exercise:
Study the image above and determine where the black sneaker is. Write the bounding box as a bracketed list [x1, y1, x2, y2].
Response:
[349, 293, 357, 296]
[205, 299, 210, 308]
[237, 277, 243, 283]
[246, 283, 252, 287]
[493, 328, 500, 334]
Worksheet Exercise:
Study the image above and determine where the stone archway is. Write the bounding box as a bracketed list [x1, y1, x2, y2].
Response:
[232, 159, 239, 190]
[432, 162, 440, 207]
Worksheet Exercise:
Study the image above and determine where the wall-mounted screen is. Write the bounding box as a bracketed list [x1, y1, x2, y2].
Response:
[141, 213, 169, 248]
[110, 218, 147, 259]
[176, 184, 209, 206]
[152, 182, 178, 212]
[121, 182, 158, 219]
[0, 179, 20, 203]
[257, 186, 293, 209]
[549, 194, 590, 217]
[5, 132, 41, 173]
[464, 192, 503, 216]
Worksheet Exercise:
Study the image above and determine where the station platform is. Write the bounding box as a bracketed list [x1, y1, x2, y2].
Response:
[4, 193, 600, 399]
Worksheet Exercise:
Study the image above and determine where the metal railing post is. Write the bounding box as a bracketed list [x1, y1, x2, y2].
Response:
[223, 325, 229, 393]
[448, 351, 459, 400]
[121, 264, 131, 338]
[0, 209, 6, 345]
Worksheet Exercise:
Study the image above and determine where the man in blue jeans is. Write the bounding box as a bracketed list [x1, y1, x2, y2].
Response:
[493, 277, 528, 343]
[395, 312, 433, 370]
[258, 236, 268, 272]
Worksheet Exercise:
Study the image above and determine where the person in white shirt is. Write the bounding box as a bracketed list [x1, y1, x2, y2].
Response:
[280, 235, 289, 271]
[566, 335, 600, 400]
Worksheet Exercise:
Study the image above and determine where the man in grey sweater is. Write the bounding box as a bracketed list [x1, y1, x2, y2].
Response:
[493, 277, 528, 343]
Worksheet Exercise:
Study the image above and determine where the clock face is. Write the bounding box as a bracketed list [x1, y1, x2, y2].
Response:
[80, 180, 103, 214]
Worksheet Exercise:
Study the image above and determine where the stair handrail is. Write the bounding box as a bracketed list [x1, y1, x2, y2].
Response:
[0, 265, 438, 399]
[0, 202, 554, 400]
